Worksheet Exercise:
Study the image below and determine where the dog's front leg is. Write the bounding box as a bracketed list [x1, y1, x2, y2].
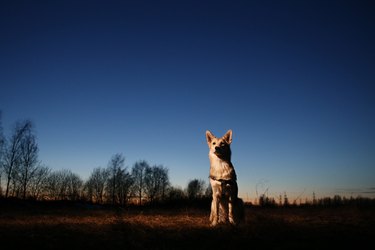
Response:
[210, 196, 219, 226]
[219, 199, 229, 224]
[210, 179, 221, 226]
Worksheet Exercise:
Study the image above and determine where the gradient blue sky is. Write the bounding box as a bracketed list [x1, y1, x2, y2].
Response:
[1, 0, 374, 201]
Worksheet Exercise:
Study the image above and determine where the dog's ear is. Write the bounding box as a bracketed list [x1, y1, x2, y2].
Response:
[223, 129, 233, 144]
[206, 130, 215, 145]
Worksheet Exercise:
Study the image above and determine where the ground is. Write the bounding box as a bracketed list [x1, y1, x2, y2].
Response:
[0, 200, 374, 249]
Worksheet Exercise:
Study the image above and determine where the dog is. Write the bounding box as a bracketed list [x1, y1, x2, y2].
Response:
[206, 129, 244, 226]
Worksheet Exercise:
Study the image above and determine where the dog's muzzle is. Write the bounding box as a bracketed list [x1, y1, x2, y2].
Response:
[214, 147, 223, 156]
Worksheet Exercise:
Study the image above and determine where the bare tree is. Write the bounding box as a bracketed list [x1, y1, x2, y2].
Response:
[131, 160, 149, 205]
[45, 170, 61, 200]
[18, 124, 39, 199]
[158, 165, 170, 201]
[144, 165, 170, 203]
[0, 111, 4, 158]
[28, 165, 50, 200]
[106, 154, 125, 205]
[167, 186, 186, 201]
[144, 165, 157, 203]
[3, 120, 32, 198]
[86, 167, 109, 204]
[187, 179, 206, 200]
[0, 112, 4, 196]
[45, 169, 82, 200]
[283, 192, 289, 207]
[116, 168, 133, 206]
[66, 171, 83, 201]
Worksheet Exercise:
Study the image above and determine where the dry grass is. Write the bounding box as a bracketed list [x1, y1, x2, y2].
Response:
[0, 200, 374, 249]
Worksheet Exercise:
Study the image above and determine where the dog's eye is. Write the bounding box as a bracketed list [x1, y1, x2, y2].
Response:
[212, 142, 216, 145]
[220, 143, 226, 147]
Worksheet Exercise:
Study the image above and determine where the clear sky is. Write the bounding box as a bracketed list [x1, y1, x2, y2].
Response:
[1, 0, 374, 201]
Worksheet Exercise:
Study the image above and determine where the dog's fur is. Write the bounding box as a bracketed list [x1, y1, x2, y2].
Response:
[206, 129, 244, 226]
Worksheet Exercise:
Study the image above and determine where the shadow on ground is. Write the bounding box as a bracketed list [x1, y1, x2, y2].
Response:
[0, 200, 374, 249]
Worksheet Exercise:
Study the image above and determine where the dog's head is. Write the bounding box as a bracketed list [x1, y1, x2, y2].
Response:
[206, 130, 232, 161]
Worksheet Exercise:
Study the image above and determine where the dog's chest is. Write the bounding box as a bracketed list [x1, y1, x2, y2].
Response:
[210, 158, 235, 180]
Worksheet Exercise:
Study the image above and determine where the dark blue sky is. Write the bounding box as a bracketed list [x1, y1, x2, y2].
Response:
[1, 0, 374, 201]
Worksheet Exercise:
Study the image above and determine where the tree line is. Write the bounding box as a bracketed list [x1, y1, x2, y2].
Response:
[256, 192, 375, 207]
[2, 116, 373, 207]
[0, 117, 211, 205]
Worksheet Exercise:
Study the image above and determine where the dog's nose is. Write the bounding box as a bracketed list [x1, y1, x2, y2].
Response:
[215, 147, 220, 151]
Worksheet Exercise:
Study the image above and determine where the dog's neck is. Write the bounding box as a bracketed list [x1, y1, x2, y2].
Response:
[209, 153, 237, 181]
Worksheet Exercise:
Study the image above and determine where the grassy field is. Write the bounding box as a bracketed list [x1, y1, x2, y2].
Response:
[0, 200, 374, 249]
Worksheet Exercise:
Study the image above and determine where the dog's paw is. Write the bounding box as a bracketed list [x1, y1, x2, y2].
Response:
[210, 223, 217, 227]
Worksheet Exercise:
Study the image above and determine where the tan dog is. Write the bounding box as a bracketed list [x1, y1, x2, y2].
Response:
[206, 129, 244, 226]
